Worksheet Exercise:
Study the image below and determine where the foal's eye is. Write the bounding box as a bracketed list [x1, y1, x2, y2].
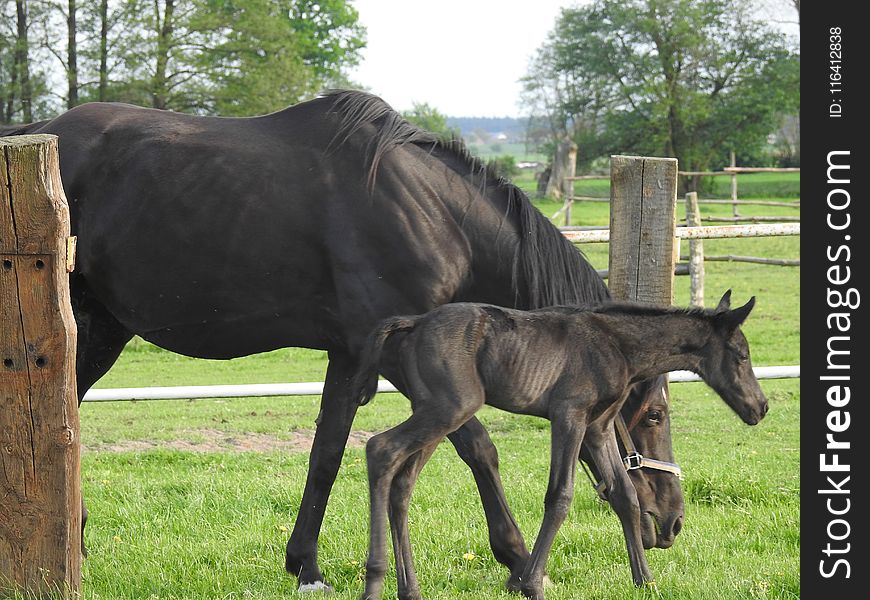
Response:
[646, 410, 663, 425]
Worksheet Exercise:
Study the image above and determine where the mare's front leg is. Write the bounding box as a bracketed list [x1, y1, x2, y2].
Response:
[585, 424, 654, 586]
[519, 410, 586, 600]
[447, 417, 531, 589]
[285, 351, 360, 592]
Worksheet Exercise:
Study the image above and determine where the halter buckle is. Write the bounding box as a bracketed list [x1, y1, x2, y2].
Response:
[623, 452, 644, 471]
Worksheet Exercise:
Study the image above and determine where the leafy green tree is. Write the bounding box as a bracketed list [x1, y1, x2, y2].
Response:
[191, 0, 365, 115]
[486, 154, 519, 180]
[401, 102, 458, 138]
[3, 0, 365, 118]
[523, 0, 799, 189]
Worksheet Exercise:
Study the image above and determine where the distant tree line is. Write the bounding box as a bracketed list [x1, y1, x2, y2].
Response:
[0, 0, 365, 123]
[521, 0, 800, 192]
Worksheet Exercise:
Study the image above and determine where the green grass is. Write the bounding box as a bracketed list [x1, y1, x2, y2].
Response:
[69, 173, 800, 599]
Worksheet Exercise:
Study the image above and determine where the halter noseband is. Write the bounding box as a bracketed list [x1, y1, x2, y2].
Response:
[582, 388, 683, 502]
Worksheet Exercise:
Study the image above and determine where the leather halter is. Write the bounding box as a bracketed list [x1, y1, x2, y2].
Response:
[582, 407, 683, 502]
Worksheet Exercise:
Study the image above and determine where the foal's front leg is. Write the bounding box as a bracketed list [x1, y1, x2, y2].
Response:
[518, 412, 586, 600]
[585, 424, 654, 586]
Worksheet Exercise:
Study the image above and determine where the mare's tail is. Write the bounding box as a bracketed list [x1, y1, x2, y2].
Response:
[0, 120, 51, 137]
[352, 316, 419, 406]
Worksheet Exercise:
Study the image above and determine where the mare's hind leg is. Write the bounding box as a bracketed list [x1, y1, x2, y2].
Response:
[71, 280, 135, 556]
[285, 350, 360, 591]
[584, 423, 653, 586]
[389, 443, 439, 600]
[447, 418, 531, 590]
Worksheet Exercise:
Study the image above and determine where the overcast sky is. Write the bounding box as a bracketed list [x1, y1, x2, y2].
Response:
[347, 0, 576, 118]
[346, 0, 799, 119]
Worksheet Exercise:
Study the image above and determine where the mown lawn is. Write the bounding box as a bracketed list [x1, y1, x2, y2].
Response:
[69, 173, 799, 599]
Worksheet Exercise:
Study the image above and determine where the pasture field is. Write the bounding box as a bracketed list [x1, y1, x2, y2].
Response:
[72, 174, 800, 599]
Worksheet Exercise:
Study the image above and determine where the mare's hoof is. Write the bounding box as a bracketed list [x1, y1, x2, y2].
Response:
[298, 580, 333, 594]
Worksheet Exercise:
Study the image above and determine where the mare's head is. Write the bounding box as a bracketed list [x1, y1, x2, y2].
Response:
[581, 375, 685, 550]
[698, 291, 768, 425]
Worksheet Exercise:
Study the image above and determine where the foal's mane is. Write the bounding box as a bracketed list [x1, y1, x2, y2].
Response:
[589, 302, 712, 319]
[323, 89, 608, 309]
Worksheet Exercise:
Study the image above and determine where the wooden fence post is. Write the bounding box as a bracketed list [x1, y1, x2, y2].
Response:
[607, 155, 678, 305]
[562, 142, 578, 226]
[0, 135, 80, 597]
[729, 150, 739, 217]
[685, 191, 705, 307]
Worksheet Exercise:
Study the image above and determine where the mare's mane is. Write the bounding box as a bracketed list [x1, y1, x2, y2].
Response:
[323, 89, 608, 309]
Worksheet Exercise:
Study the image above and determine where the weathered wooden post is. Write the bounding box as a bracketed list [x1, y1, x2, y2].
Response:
[685, 191, 705, 307]
[562, 142, 578, 226]
[607, 155, 678, 305]
[729, 150, 739, 217]
[1, 135, 80, 597]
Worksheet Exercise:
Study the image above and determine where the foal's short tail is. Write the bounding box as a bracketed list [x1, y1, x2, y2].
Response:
[352, 316, 418, 406]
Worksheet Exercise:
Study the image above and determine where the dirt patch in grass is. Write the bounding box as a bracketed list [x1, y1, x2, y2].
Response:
[82, 428, 374, 453]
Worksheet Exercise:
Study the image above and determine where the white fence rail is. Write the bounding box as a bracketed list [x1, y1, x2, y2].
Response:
[561, 222, 800, 243]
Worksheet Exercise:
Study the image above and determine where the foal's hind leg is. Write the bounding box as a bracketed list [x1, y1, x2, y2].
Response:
[383, 362, 531, 586]
[389, 442, 439, 600]
[447, 418, 531, 590]
[584, 424, 653, 586]
[363, 408, 478, 600]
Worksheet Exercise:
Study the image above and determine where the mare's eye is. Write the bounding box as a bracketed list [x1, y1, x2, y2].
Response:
[646, 409, 663, 425]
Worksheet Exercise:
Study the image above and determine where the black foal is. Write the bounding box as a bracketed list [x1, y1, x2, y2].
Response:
[352, 291, 768, 600]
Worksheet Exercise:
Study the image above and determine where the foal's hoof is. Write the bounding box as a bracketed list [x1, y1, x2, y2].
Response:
[507, 574, 551, 594]
[298, 580, 334, 594]
[518, 584, 547, 600]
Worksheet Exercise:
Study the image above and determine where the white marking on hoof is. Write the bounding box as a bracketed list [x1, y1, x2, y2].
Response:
[298, 580, 333, 593]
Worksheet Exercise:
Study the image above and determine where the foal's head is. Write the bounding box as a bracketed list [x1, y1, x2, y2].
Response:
[698, 291, 768, 425]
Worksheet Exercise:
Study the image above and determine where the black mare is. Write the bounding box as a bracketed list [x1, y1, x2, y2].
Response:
[353, 292, 769, 600]
[1, 91, 681, 591]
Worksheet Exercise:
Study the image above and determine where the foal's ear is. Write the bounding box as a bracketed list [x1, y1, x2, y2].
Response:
[718, 296, 756, 330]
[714, 289, 733, 313]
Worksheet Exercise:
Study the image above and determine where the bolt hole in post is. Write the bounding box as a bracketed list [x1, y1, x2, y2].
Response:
[3, 358, 13, 369]
[35, 259, 45, 269]
[35, 357, 47, 368]
[2, 259, 11, 270]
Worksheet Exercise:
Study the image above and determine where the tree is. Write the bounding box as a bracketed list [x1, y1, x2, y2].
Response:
[401, 102, 457, 138]
[2, 0, 366, 120]
[523, 0, 800, 190]
[105, 0, 365, 115]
